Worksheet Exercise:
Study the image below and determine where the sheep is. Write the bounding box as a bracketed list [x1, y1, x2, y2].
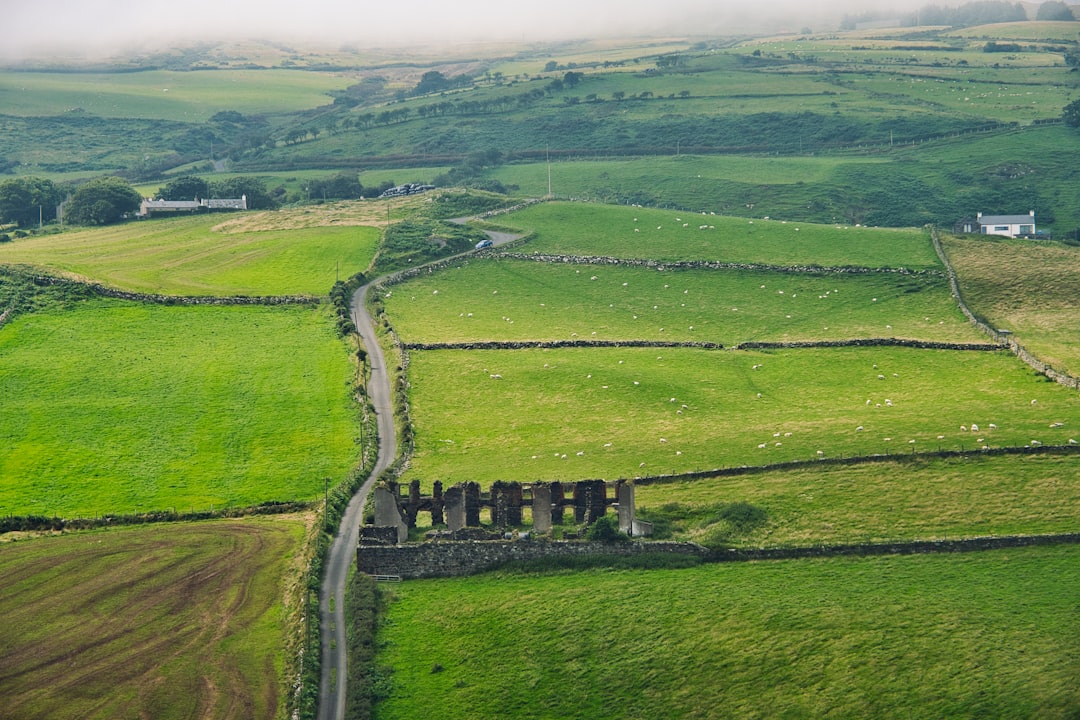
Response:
[856, 426, 864, 432]
[971, 424, 979, 432]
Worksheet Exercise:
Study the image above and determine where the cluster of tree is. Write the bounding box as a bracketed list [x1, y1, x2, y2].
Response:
[1035, 0, 1075, 20]
[65, 177, 143, 225]
[1062, 98, 1080, 128]
[432, 150, 512, 193]
[842, 1, 1028, 29]
[155, 175, 277, 209]
[409, 70, 473, 97]
[0, 177, 65, 227]
[305, 171, 363, 201]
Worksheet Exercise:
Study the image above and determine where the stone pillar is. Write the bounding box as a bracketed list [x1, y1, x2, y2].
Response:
[373, 484, 408, 544]
[491, 481, 509, 527]
[550, 482, 565, 525]
[464, 482, 481, 527]
[507, 482, 523, 526]
[616, 480, 635, 535]
[431, 480, 444, 526]
[444, 485, 465, 532]
[574, 480, 607, 523]
[532, 483, 552, 534]
[405, 479, 421, 528]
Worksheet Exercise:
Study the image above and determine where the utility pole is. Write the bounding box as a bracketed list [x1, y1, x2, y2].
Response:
[546, 146, 552, 199]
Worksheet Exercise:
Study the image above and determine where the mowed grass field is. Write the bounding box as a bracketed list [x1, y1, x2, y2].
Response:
[400, 345, 1080, 486]
[633, 453, 1080, 547]
[943, 233, 1080, 377]
[374, 545, 1080, 720]
[0, 301, 358, 517]
[0, 215, 380, 296]
[381, 258, 982, 345]
[497, 202, 940, 268]
[0, 517, 307, 720]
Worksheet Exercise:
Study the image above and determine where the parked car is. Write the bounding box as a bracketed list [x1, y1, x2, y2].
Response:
[475, 238, 493, 249]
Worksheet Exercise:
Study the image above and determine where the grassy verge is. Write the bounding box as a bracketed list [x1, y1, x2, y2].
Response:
[0, 301, 359, 517]
[400, 345, 1080, 486]
[0, 516, 309, 720]
[373, 544, 1080, 719]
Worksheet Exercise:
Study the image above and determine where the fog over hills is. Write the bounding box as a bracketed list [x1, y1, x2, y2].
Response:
[6, 0, 931, 59]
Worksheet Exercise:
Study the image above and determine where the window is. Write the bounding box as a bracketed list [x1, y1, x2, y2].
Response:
[1019, 225, 1033, 234]
[994, 226, 1009, 232]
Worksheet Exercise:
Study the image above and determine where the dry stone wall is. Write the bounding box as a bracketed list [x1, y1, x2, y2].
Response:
[358, 533, 1080, 579]
[358, 539, 708, 579]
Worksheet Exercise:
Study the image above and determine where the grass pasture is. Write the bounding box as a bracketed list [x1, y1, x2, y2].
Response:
[944, 233, 1080, 377]
[381, 258, 981, 345]
[0, 517, 307, 720]
[634, 453, 1080, 547]
[0, 301, 358, 517]
[0, 69, 351, 121]
[374, 545, 1080, 720]
[0, 214, 380, 296]
[498, 202, 941, 269]
[400, 345, 1080, 487]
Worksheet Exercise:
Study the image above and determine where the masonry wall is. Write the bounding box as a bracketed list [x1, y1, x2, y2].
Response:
[358, 533, 1080, 580]
[358, 539, 708, 579]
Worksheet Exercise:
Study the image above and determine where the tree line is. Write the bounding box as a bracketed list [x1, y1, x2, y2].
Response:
[0, 174, 280, 229]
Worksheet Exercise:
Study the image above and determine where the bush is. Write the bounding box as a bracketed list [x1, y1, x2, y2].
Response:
[586, 513, 630, 543]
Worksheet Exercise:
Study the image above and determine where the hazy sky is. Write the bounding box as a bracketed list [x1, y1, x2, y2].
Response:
[5, 0, 924, 58]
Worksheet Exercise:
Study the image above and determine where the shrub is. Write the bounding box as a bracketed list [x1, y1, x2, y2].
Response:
[586, 513, 630, 543]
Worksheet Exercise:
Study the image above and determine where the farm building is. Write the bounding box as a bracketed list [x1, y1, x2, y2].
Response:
[954, 211, 1036, 238]
[139, 195, 247, 217]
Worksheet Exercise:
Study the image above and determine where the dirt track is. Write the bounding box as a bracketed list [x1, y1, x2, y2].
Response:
[316, 224, 521, 720]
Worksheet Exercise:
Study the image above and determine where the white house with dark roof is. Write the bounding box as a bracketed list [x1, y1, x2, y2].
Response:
[139, 195, 247, 217]
[956, 210, 1036, 238]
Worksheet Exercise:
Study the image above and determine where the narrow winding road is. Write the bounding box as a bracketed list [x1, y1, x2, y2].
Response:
[316, 225, 521, 720]
[315, 281, 396, 720]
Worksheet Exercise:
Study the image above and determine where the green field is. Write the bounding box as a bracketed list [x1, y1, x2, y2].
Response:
[381, 258, 981, 345]
[0, 517, 307, 720]
[944, 233, 1080, 377]
[0, 69, 351, 121]
[400, 345, 1080, 486]
[634, 453, 1080, 546]
[374, 545, 1080, 719]
[0, 215, 379, 296]
[497, 202, 941, 268]
[0, 301, 358, 517]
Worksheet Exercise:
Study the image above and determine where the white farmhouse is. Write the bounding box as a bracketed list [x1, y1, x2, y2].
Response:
[956, 211, 1036, 238]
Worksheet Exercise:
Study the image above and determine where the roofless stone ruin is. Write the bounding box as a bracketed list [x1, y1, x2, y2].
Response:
[361, 479, 651, 545]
